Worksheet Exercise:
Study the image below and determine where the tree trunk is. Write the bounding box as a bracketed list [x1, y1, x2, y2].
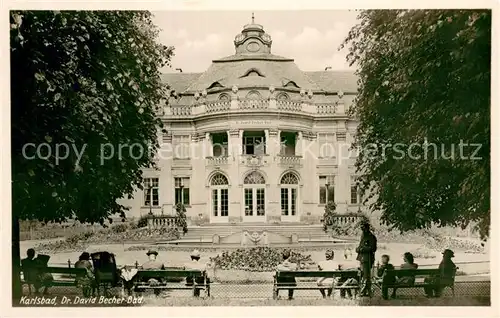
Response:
[12, 214, 21, 301]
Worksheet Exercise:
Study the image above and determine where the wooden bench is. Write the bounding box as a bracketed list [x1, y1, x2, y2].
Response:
[21, 266, 88, 295]
[133, 269, 210, 297]
[379, 268, 457, 297]
[273, 270, 361, 299]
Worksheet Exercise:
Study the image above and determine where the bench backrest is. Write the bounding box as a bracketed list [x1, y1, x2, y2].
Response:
[385, 268, 441, 277]
[276, 270, 359, 278]
[135, 270, 204, 280]
[21, 266, 87, 275]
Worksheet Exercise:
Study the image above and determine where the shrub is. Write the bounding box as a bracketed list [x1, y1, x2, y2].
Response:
[209, 247, 314, 272]
[137, 215, 150, 228]
[111, 223, 129, 234]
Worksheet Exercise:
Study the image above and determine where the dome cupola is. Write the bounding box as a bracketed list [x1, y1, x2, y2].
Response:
[233, 13, 272, 55]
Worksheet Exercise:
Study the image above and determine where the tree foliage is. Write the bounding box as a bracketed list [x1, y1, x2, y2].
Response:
[321, 201, 337, 232]
[342, 10, 490, 239]
[11, 11, 173, 224]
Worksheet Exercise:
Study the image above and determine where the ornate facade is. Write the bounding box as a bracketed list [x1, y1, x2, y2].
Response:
[121, 20, 363, 225]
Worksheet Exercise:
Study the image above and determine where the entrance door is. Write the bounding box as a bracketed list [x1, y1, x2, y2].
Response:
[209, 173, 229, 223]
[280, 172, 300, 222]
[242, 171, 266, 222]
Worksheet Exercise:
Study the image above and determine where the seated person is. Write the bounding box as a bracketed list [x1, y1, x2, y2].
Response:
[184, 249, 210, 297]
[276, 249, 297, 300]
[337, 248, 359, 299]
[30, 253, 54, 295]
[392, 252, 418, 298]
[376, 254, 396, 299]
[139, 250, 165, 296]
[74, 252, 96, 297]
[21, 248, 38, 294]
[424, 249, 457, 298]
[316, 250, 339, 298]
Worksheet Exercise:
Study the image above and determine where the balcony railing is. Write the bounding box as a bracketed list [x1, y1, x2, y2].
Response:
[166, 99, 350, 118]
[316, 103, 335, 114]
[240, 99, 268, 110]
[278, 155, 303, 167]
[277, 100, 302, 112]
[206, 101, 230, 113]
[206, 156, 229, 166]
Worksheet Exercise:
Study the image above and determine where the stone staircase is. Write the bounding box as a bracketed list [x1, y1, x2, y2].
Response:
[159, 223, 352, 247]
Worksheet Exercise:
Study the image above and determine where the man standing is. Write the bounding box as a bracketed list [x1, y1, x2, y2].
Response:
[356, 220, 377, 297]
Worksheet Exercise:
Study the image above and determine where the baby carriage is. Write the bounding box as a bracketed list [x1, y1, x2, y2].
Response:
[91, 252, 119, 296]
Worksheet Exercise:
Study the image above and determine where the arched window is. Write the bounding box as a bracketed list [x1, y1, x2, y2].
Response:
[245, 90, 261, 100]
[243, 171, 266, 219]
[280, 172, 299, 217]
[210, 173, 229, 218]
[208, 81, 224, 89]
[218, 93, 230, 101]
[244, 171, 266, 184]
[241, 68, 265, 78]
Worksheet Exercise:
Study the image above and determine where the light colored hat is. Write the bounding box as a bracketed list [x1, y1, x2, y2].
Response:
[191, 249, 201, 258]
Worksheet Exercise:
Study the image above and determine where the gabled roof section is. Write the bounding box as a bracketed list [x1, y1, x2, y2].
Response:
[160, 73, 202, 93]
[305, 71, 358, 93]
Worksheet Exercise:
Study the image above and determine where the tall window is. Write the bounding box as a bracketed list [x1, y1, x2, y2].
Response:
[173, 135, 190, 159]
[211, 173, 229, 217]
[319, 176, 335, 204]
[318, 134, 335, 158]
[144, 178, 159, 206]
[212, 133, 228, 157]
[243, 131, 266, 155]
[243, 171, 266, 218]
[174, 177, 190, 205]
[351, 182, 359, 205]
[280, 172, 299, 216]
[280, 132, 296, 156]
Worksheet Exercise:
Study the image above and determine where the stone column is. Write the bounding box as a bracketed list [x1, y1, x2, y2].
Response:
[267, 129, 281, 223]
[264, 129, 270, 155]
[228, 129, 242, 223]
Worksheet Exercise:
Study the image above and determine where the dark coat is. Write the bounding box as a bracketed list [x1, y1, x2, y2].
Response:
[356, 231, 377, 264]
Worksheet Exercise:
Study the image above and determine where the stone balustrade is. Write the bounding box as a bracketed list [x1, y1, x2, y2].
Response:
[147, 214, 179, 230]
[166, 99, 350, 117]
[278, 155, 303, 167]
[206, 156, 229, 167]
[277, 100, 302, 112]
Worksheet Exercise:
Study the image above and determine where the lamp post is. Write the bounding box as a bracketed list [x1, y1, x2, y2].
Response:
[148, 184, 153, 216]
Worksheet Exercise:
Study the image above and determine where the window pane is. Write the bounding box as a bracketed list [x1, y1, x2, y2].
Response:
[281, 188, 289, 216]
[174, 178, 181, 188]
[152, 178, 159, 187]
[212, 189, 218, 217]
[319, 186, 326, 204]
[152, 189, 159, 206]
[291, 188, 297, 216]
[144, 188, 151, 206]
[257, 188, 265, 216]
[221, 189, 228, 217]
[245, 189, 253, 216]
[351, 186, 358, 204]
[175, 188, 182, 205]
[183, 188, 190, 205]
[182, 177, 190, 188]
[327, 186, 334, 204]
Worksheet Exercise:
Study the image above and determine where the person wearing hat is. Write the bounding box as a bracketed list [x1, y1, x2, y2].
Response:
[275, 249, 298, 300]
[184, 249, 210, 297]
[140, 250, 165, 296]
[317, 250, 339, 298]
[142, 249, 165, 270]
[424, 249, 457, 297]
[355, 220, 377, 297]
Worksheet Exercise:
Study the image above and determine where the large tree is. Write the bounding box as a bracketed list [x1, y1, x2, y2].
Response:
[11, 10, 173, 298]
[342, 10, 490, 239]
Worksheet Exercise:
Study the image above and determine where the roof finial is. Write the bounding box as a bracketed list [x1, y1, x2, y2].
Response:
[251, 12, 255, 24]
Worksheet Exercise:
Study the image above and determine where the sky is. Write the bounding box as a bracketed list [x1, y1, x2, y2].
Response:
[152, 11, 359, 73]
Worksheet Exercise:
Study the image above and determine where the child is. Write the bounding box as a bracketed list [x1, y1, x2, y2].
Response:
[376, 254, 395, 300]
[317, 250, 339, 298]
